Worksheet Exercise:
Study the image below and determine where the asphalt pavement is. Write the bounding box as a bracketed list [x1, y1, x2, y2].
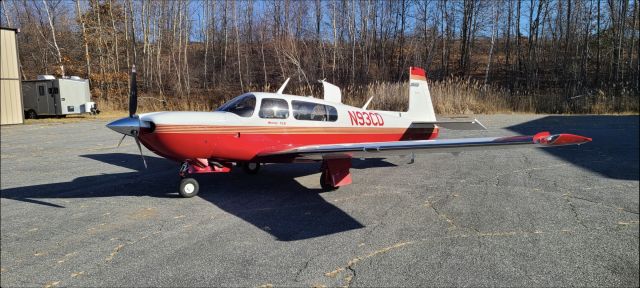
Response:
[1, 114, 638, 287]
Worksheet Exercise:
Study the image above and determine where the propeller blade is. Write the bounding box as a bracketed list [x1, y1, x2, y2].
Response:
[134, 135, 147, 169]
[117, 134, 127, 148]
[129, 65, 138, 117]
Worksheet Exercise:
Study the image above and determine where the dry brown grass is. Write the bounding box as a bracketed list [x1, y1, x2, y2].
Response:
[94, 79, 639, 115]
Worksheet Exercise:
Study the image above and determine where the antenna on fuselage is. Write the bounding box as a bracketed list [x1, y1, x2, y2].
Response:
[276, 78, 290, 94]
[362, 96, 374, 110]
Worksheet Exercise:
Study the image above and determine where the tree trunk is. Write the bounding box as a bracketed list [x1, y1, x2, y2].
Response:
[75, 0, 91, 80]
[42, 0, 64, 76]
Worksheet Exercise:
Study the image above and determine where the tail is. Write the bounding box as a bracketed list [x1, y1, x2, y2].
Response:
[400, 67, 436, 122]
[400, 66, 485, 130]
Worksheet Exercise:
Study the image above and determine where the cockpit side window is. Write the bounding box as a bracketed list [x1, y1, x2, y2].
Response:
[292, 100, 338, 122]
[259, 98, 290, 119]
[216, 94, 256, 117]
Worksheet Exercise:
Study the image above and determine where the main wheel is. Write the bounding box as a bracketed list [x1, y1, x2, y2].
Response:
[242, 162, 261, 174]
[25, 110, 37, 119]
[178, 177, 199, 198]
[320, 170, 339, 191]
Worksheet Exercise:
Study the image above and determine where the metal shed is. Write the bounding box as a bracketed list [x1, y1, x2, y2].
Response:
[1, 27, 23, 125]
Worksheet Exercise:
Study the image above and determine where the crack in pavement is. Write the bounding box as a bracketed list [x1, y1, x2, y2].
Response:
[325, 241, 414, 286]
[294, 251, 323, 283]
[563, 193, 588, 228]
[323, 222, 639, 285]
[294, 259, 310, 282]
[345, 265, 356, 287]
[566, 193, 639, 215]
[425, 194, 480, 234]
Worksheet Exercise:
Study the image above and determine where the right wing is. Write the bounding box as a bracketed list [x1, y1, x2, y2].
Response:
[256, 132, 591, 161]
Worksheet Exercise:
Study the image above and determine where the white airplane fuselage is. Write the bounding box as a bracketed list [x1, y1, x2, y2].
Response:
[124, 92, 438, 163]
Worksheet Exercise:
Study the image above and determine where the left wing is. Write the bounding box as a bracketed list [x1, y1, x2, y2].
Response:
[256, 132, 591, 161]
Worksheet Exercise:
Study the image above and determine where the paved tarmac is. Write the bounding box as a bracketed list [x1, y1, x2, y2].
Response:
[1, 114, 638, 287]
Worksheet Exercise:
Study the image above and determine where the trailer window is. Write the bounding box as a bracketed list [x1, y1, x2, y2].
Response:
[216, 94, 256, 117]
[259, 98, 289, 119]
[38, 86, 44, 96]
[292, 100, 338, 122]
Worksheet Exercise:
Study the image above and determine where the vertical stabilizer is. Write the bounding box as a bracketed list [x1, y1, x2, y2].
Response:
[400, 67, 436, 122]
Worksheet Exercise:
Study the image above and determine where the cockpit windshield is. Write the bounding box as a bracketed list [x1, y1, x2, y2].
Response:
[216, 94, 256, 117]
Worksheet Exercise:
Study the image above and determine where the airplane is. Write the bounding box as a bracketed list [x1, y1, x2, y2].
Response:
[107, 66, 591, 198]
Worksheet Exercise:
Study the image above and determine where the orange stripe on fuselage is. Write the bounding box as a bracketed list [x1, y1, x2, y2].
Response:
[153, 125, 410, 135]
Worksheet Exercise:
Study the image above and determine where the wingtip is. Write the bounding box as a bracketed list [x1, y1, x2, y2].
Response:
[535, 132, 592, 146]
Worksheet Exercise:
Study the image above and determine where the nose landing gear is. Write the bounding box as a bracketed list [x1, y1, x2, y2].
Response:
[177, 160, 233, 198]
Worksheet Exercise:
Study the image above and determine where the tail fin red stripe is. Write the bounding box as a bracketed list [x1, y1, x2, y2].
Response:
[410, 67, 426, 77]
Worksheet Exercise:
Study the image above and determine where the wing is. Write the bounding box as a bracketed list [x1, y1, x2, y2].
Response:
[256, 132, 591, 161]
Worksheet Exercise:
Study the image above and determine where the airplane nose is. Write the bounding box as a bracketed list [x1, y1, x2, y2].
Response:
[106, 116, 140, 136]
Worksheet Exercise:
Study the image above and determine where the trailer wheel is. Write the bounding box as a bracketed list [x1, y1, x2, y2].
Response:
[25, 110, 38, 119]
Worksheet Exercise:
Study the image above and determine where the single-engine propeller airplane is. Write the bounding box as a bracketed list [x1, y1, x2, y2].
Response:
[107, 66, 591, 198]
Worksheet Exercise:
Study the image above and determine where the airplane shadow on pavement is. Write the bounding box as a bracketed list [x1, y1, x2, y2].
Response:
[507, 115, 639, 181]
[1, 153, 396, 241]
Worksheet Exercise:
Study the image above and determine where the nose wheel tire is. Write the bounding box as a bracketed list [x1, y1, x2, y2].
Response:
[242, 162, 261, 174]
[179, 178, 199, 198]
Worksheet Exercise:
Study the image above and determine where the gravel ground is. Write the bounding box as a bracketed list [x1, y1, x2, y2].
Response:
[1, 114, 638, 287]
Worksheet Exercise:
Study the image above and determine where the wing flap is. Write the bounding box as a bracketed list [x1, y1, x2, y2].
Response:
[256, 132, 591, 161]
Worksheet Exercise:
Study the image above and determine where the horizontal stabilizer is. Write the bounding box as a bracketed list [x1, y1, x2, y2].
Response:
[411, 119, 487, 130]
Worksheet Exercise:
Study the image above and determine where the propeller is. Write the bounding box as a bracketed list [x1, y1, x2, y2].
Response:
[107, 12, 146, 168]
[129, 65, 146, 168]
[129, 65, 138, 117]
[107, 65, 147, 169]
[117, 134, 126, 148]
[132, 131, 147, 168]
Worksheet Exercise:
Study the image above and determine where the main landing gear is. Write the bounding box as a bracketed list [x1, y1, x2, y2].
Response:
[177, 160, 261, 198]
[319, 158, 353, 191]
[241, 162, 261, 174]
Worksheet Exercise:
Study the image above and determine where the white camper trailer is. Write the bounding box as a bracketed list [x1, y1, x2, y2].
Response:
[22, 75, 98, 118]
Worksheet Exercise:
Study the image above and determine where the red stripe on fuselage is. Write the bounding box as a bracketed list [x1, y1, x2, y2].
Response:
[139, 126, 438, 162]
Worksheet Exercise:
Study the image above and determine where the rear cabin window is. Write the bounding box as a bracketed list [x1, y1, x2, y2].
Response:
[292, 100, 338, 122]
[216, 94, 256, 117]
[259, 98, 289, 119]
[38, 86, 45, 95]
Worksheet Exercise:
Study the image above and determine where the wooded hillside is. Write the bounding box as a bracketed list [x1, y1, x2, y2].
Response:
[2, 0, 638, 113]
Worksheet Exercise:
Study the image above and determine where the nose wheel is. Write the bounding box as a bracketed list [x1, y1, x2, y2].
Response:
[179, 177, 199, 198]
